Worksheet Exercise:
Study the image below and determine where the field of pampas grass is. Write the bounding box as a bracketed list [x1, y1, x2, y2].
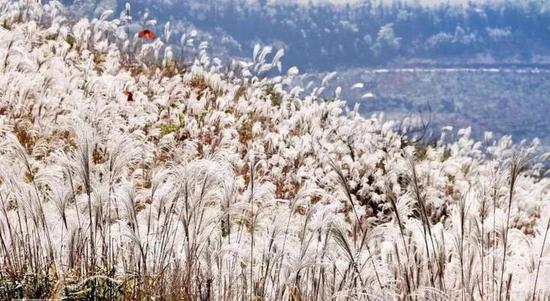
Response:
[0, 1, 548, 300]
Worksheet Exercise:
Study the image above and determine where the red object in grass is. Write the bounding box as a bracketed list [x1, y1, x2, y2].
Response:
[123, 91, 134, 102]
[138, 29, 156, 41]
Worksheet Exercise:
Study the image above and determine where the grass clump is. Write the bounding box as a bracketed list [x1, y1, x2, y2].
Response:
[159, 123, 179, 136]
[265, 84, 283, 106]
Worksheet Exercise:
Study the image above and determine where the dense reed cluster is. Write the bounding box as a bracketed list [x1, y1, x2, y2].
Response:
[0, 1, 548, 300]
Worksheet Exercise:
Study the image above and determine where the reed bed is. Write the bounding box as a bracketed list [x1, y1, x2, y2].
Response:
[0, 1, 548, 300]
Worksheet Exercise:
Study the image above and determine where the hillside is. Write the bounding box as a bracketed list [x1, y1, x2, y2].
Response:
[60, 0, 550, 146]
[64, 0, 550, 70]
[0, 1, 548, 300]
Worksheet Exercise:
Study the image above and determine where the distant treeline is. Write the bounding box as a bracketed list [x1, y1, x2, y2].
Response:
[68, 0, 550, 71]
